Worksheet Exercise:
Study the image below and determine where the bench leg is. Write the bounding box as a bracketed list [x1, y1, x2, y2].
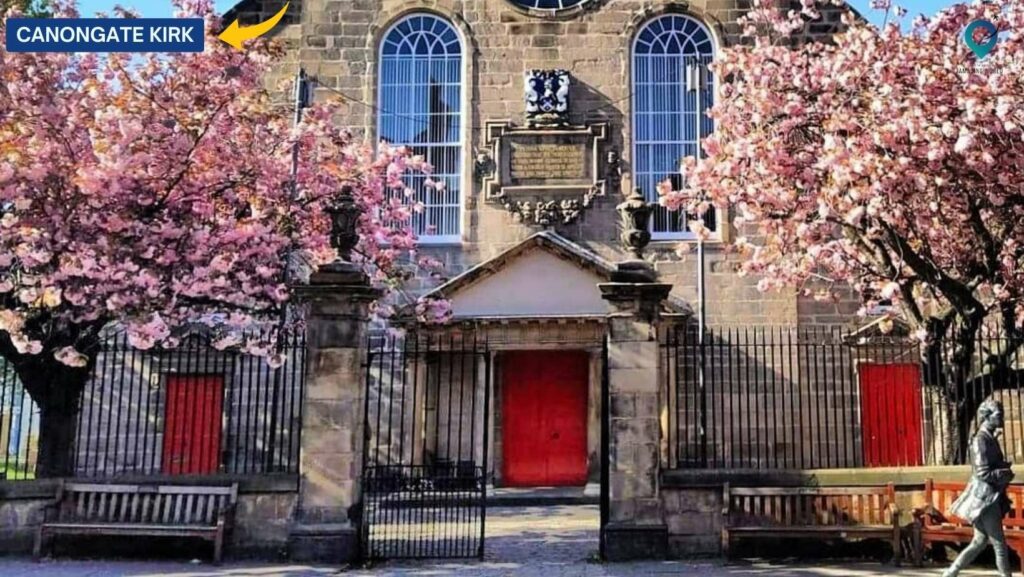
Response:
[721, 528, 730, 560]
[213, 524, 224, 565]
[913, 535, 924, 567]
[33, 527, 46, 561]
[892, 526, 902, 566]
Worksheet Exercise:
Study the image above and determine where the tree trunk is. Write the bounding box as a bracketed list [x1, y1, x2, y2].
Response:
[34, 385, 82, 478]
[0, 323, 103, 478]
[921, 317, 985, 465]
[17, 361, 92, 478]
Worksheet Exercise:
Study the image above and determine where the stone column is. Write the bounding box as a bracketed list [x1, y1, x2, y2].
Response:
[289, 263, 381, 563]
[599, 265, 671, 561]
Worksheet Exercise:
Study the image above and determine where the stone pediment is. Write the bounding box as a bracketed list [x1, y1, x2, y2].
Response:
[422, 232, 692, 320]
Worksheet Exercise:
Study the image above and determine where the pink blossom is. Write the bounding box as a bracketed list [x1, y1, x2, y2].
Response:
[212, 334, 243, 350]
[0, 2, 450, 363]
[54, 346, 88, 368]
[665, 0, 1024, 335]
[11, 335, 42, 355]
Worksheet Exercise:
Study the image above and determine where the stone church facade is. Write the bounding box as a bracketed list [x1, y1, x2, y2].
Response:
[229, 0, 854, 328]
[225, 0, 858, 490]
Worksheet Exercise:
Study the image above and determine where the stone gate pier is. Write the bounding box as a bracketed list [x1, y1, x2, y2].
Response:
[289, 263, 380, 563]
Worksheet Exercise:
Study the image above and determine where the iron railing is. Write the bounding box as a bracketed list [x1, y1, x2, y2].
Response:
[0, 359, 37, 481]
[361, 334, 490, 560]
[1, 330, 306, 481]
[663, 325, 1024, 470]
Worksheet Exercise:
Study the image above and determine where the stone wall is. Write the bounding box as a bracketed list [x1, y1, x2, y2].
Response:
[663, 486, 721, 557]
[0, 492, 48, 555]
[233, 491, 298, 558]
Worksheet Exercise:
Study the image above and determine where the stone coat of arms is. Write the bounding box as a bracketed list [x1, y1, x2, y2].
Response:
[525, 69, 570, 127]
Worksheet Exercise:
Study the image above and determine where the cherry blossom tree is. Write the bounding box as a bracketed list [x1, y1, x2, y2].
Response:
[0, 0, 47, 17]
[662, 0, 1024, 462]
[0, 0, 448, 476]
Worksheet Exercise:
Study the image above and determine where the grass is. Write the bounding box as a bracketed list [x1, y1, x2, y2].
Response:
[0, 461, 35, 481]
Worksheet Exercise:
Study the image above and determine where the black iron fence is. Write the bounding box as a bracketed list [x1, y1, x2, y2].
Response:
[0, 360, 36, 481]
[361, 334, 490, 560]
[663, 325, 1024, 471]
[1, 330, 306, 481]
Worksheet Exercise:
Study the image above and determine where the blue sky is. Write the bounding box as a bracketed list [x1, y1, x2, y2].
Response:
[76, 0, 958, 27]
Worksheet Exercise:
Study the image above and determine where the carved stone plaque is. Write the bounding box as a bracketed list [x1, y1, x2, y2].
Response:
[483, 121, 607, 226]
[510, 141, 586, 182]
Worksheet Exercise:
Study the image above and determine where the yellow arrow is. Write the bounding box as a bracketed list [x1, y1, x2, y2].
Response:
[218, 2, 290, 50]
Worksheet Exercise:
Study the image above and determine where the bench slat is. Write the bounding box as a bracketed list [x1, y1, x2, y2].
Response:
[162, 494, 173, 524]
[140, 494, 152, 524]
[157, 485, 235, 496]
[64, 483, 146, 494]
[731, 487, 893, 496]
[130, 493, 140, 523]
[207, 495, 218, 523]
[730, 527, 896, 536]
[110, 493, 120, 522]
[41, 524, 219, 536]
[173, 494, 183, 524]
[118, 492, 130, 522]
[103, 493, 113, 522]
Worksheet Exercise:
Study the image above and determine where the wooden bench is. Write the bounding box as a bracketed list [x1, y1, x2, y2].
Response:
[722, 483, 901, 563]
[34, 482, 238, 563]
[912, 478, 1024, 571]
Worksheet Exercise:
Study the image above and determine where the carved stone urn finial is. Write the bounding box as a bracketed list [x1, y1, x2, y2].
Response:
[327, 185, 360, 263]
[617, 189, 653, 259]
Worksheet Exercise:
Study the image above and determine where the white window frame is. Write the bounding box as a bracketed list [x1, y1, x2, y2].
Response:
[377, 13, 466, 245]
[631, 14, 722, 242]
[506, 0, 591, 10]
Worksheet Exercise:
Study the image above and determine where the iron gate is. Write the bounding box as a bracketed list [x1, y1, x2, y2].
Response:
[360, 334, 491, 560]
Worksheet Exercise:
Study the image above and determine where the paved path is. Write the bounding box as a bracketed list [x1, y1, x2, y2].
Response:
[0, 558, 991, 577]
[0, 505, 996, 576]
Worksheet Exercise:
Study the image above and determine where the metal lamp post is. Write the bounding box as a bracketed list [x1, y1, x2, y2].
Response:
[685, 55, 710, 465]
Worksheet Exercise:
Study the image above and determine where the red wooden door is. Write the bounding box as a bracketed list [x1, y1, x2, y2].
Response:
[502, 350, 588, 487]
[162, 375, 224, 475]
[859, 363, 923, 467]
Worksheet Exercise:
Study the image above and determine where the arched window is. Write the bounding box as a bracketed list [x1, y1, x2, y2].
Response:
[378, 14, 464, 242]
[632, 14, 716, 239]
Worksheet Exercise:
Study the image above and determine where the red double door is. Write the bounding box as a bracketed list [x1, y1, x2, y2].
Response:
[502, 350, 589, 487]
[162, 375, 224, 475]
[858, 363, 923, 467]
